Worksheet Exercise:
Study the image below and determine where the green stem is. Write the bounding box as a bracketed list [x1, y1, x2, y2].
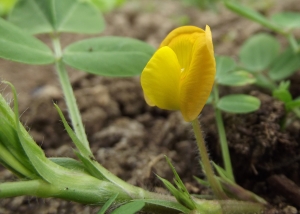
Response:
[0, 180, 182, 213]
[51, 34, 91, 155]
[224, 1, 286, 35]
[287, 33, 300, 53]
[191, 119, 228, 200]
[212, 84, 235, 182]
[254, 73, 277, 91]
[0, 180, 58, 198]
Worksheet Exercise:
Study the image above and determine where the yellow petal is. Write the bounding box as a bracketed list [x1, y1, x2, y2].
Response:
[205, 25, 214, 57]
[179, 26, 216, 121]
[141, 46, 181, 110]
[160, 26, 205, 47]
[160, 26, 205, 73]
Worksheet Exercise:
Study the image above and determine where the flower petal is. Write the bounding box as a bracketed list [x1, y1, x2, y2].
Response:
[160, 26, 205, 47]
[180, 26, 216, 121]
[160, 26, 205, 72]
[141, 46, 181, 110]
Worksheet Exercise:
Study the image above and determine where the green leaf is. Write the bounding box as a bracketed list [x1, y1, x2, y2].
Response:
[272, 81, 292, 104]
[75, 152, 108, 181]
[193, 176, 210, 187]
[271, 12, 300, 30]
[254, 73, 276, 90]
[239, 33, 280, 72]
[215, 56, 236, 79]
[157, 175, 181, 199]
[218, 70, 256, 86]
[0, 86, 38, 178]
[3, 81, 109, 197]
[0, 142, 34, 178]
[0, 17, 54, 64]
[217, 94, 261, 113]
[8, 0, 105, 35]
[49, 157, 87, 173]
[269, 47, 300, 81]
[165, 156, 190, 196]
[133, 199, 191, 214]
[54, 104, 92, 157]
[111, 201, 145, 214]
[0, 117, 36, 176]
[63, 37, 155, 77]
[164, 156, 196, 210]
[224, 1, 283, 33]
[89, 0, 125, 12]
[97, 193, 119, 214]
[286, 100, 300, 111]
[212, 162, 232, 183]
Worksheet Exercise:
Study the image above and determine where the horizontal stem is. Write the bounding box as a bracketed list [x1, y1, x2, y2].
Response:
[0, 180, 57, 198]
[0, 179, 179, 213]
[287, 33, 300, 53]
[0, 179, 264, 213]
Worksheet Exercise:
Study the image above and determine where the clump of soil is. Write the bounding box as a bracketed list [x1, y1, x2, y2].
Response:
[1, 0, 300, 213]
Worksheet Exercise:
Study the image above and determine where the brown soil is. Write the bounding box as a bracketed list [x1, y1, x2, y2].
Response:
[1, 0, 300, 213]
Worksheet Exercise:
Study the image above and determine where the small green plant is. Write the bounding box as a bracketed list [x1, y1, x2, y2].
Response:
[225, 1, 300, 87]
[207, 55, 260, 182]
[224, 1, 300, 129]
[272, 81, 300, 130]
[237, 33, 300, 91]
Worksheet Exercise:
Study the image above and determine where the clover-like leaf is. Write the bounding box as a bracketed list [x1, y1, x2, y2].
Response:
[269, 47, 300, 81]
[215, 55, 236, 79]
[9, 0, 105, 35]
[217, 94, 261, 114]
[0, 18, 54, 64]
[239, 33, 280, 72]
[218, 70, 256, 86]
[271, 12, 300, 30]
[63, 37, 155, 77]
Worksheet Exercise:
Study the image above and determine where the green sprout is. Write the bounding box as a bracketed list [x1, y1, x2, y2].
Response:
[272, 81, 300, 130]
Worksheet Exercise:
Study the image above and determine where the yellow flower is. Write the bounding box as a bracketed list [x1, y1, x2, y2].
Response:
[141, 25, 216, 122]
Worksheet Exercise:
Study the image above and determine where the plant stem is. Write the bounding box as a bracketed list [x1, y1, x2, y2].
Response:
[51, 34, 91, 155]
[191, 119, 228, 199]
[224, 1, 286, 35]
[0, 179, 264, 213]
[254, 73, 277, 91]
[0, 180, 185, 213]
[0, 180, 58, 198]
[287, 33, 300, 53]
[212, 84, 235, 182]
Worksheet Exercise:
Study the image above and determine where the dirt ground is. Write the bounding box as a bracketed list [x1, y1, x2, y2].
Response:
[1, 0, 300, 213]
